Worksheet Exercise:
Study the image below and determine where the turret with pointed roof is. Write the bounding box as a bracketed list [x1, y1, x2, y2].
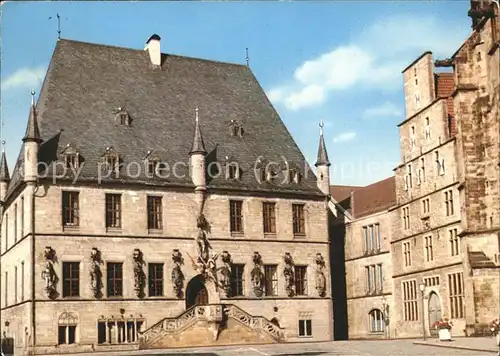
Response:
[189, 107, 207, 210]
[189, 107, 207, 156]
[315, 121, 331, 195]
[23, 90, 43, 144]
[23, 90, 42, 183]
[0, 147, 9, 202]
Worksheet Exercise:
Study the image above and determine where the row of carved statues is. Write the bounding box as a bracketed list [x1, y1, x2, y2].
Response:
[41, 245, 327, 299]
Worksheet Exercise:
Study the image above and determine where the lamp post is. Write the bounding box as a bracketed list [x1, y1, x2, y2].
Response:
[419, 282, 426, 341]
[381, 295, 389, 339]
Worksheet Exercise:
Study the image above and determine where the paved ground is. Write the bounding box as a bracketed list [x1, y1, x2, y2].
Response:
[51, 339, 497, 356]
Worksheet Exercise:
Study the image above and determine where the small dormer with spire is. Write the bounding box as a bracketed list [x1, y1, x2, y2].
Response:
[189, 107, 207, 197]
[0, 142, 10, 203]
[315, 121, 331, 195]
[22, 90, 43, 183]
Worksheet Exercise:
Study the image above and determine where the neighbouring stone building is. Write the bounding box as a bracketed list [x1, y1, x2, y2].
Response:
[331, 0, 500, 340]
[0, 35, 334, 355]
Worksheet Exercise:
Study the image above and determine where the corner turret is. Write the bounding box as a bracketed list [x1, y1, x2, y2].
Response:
[22, 90, 43, 183]
[189, 107, 207, 209]
[315, 121, 331, 195]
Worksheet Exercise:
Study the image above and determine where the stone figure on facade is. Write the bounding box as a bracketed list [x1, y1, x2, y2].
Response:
[133, 249, 146, 298]
[89, 247, 103, 298]
[251, 251, 264, 297]
[195, 213, 211, 264]
[315, 253, 326, 297]
[41, 246, 58, 299]
[171, 249, 185, 298]
[283, 252, 295, 297]
[218, 251, 232, 296]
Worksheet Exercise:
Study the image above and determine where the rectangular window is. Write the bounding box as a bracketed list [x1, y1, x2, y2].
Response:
[105, 194, 122, 228]
[229, 200, 243, 233]
[363, 226, 369, 253]
[402, 280, 418, 321]
[107, 263, 123, 297]
[365, 266, 371, 293]
[422, 198, 430, 215]
[448, 272, 464, 319]
[97, 320, 143, 344]
[14, 204, 17, 243]
[375, 224, 381, 250]
[20, 196, 24, 238]
[425, 118, 431, 140]
[58, 325, 77, 345]
[445, 190, 454, 216]
[262, 202, 276, 234]
[449, 228, 460, 256]
[363, 224, 381, 253]
[424, 236, 434, 262]
[294, 266, 307, 296]
[298, 319, 312, 337]
[402, 207, 410, 230]
[403, 241, 412, 267]
[62, 262, 80, 298]
[292, 204, 305, 235]
[21, 262, 24, 301]
[148, 263, 164, 297]
[406, 164, 413, 188]
[4, 272, 7, 307]
[14, 266, 17, 303]
[5, 214, 8, 249]
[420, 158, 426, 182]
[424, 276, 440, 287]
[230, 264, 245, 297]
[147, 196, 162, 230]
[264, 265, 278, 296]
[62, 191, 80, 227]
[365, 264, 383, 294]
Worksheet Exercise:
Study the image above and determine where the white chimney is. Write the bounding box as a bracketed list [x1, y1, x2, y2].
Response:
[144, 34, 161, 67]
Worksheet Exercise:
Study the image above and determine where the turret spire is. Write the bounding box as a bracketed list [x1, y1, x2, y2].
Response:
[22, 89, 43, 143]
[0, 141, 10, 182]
[189, 106, 207, 155]
[315, 121, 330, 167]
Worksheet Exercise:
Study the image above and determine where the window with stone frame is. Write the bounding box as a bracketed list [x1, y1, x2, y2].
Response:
[365, 264, 383, 295]
[65, 153, 79, 170]
[230, 264, 245, 297]
[363, 224, 381, 253]
[4, 271, 7, 307]
[62, 262, 80, 298]
[424, 276, 440, 287]
[421, 198, 430, 215]
[4, 214, 7, 250]
[229, 200, 243, 233]
[58, 312, 78, 345]
[444, 190, 454, 216]
[107, 262, 123, 297]
[105, 194, 122, 229]
[148, 263, 164, 297]
[292, 204, 305, 236]
[226, 162, 240, 180]
[410, 125, 416, 149]
[14, 203, 17, 243]
[97, 317, 144, 344]
[449, 228, 460, 256]
[147, 159, 160, 176]
[419, 157, 426, 183]
[402, 280, 418, 321]
[402, 206, 410, 230]
[147, 196, 162, 230]
[264, 264, 278, 296]
[424, 235, 433, 262]
[448, 272, 464, 319]
[435, 151, 445, 175]
[298, 319, 312, 337]
[20, 196, 24, 238]
[369, 309, 384, 333]
[262, 202, 276, 234]
[62, 191, 80, 227]
[21, 262, 24, 301]
[403, 241, 412, 267]
[14, 266, 17, 303]
[425, 117, 431, 140]
[294, 266, 307, 296]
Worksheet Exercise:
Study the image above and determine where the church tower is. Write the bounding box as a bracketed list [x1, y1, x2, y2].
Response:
[315, 121, 331, 195]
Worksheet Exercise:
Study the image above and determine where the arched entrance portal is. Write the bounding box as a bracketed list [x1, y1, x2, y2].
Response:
[186, 275, 209, 309]
[428, 292, 442, 336]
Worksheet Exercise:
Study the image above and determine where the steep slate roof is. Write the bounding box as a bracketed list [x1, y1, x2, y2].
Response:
[7, 38, 322, 197]
[0, 151, 10, 182]
[330, 176, 396, 219]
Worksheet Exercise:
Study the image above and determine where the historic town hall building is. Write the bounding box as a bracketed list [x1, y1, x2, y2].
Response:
[0, 35, 334, 354]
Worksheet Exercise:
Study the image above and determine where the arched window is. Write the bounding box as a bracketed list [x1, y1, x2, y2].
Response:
[58, 312, 78, 345]
[369, 309, 384, 333]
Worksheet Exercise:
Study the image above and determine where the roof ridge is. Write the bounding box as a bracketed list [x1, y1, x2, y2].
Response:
[59, 38, 248, 68]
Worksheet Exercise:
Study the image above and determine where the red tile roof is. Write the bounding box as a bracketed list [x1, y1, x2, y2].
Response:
[330, 176, 396, 220]
[435, 72, 456, 136]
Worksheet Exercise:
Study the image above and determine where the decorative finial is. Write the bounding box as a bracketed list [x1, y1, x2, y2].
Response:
[57, 14, 61, 40]
[1, 140, 5, 153]
[245, 48, 250, 67]
[195, 107, 199, 123]
[31, 89, 35, 106]
[319, 121, 324, 135]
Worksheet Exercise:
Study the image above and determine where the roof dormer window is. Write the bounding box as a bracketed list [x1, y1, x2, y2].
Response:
[147, 159, 159, 175]
[229, 120, 244, 137]
[60, 144, 81, 171]
[226, 162, 240, 180]
[115, 107, 131, 126]
[101, 147, 121, 176]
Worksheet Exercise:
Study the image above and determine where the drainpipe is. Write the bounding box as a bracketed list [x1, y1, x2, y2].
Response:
[31, 182, 39, 351]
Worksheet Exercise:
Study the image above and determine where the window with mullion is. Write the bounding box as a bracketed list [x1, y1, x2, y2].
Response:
[148, 263, 164, 297]
[147, 196, 162, 230]
[230, 264, 245, 296]
[264, 265, 278, 296]
[263, 203, 276, 234]
[107, 263, 123, 297]
[230, 200, 243, 233]
[62, 262, 80, 297]
[105, 194, 122, 228]
[294, 266, 307, 295]
[62, 191, 80, 227]
[292, 204, 305, 235]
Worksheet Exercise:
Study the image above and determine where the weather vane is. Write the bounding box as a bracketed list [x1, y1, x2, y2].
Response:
[195, 107, 199, 123]
[319, 121, 324, 135]
[48, 13, 63, 40]
[246, 48, 250, 67]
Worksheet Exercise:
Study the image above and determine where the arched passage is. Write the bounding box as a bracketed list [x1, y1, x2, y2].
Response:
[185, 274, 209, 309]
[428, 292, 442, 336]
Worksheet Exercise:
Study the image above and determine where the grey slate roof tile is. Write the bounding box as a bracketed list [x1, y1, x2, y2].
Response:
[7, 38, 322, 197]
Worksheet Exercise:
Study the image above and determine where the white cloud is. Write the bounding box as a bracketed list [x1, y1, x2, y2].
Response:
[333, 132, 356, 143]
[268, 14, 469, 111]
[1, 66, 45, 91]
[362, 102, 403, 120]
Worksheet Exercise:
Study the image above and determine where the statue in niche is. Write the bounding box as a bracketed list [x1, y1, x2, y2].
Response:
[41, 246, 58, 299]
[251, 252, 264, 297]
[283, 252, 295, 297]
[315, 253, 327, 297]
[89, 247, 103, 298]
[171, 249, 185, 298]
[133, 249, 145, 298]
[218, 251, 232, 296]
[195, 213, 211, 264]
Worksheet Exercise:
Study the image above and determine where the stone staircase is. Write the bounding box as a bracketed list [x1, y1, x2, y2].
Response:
[138, 304, 283, 349]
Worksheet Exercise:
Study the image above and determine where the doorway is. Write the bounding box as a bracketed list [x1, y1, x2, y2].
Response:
[186, 275, 209, 309]
[428, 292, 442, 336]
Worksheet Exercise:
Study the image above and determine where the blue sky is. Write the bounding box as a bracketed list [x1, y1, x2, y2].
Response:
[1, 1, 471, 186]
